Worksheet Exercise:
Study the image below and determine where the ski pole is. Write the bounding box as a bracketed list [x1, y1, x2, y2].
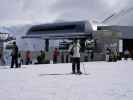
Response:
[82, 62, 87, 74]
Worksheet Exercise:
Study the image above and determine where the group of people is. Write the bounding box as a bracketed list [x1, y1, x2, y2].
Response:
[10, 41, 32, 68]
[10, 39, 82, 74]
[9, 39, 133, 76]
[105, 47, 133, 62]
[105, 48, 122, 62]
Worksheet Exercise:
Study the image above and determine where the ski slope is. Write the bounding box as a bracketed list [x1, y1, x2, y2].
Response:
[0, 60, 133, 100]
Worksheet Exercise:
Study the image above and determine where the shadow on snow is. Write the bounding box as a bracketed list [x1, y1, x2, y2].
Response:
[39, 73, 90, 76]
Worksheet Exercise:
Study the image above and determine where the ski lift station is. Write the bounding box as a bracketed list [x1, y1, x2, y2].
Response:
[22, 20, 133, 54]
[1, 20, 133, 65]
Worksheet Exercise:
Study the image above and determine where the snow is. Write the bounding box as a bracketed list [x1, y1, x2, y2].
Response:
[0, 61, 133, 100]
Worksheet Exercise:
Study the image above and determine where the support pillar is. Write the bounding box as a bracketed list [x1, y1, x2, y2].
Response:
[45, 39, 49, 52]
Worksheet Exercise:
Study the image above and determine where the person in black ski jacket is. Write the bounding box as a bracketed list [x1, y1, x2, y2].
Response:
[11, 41, 19, 68]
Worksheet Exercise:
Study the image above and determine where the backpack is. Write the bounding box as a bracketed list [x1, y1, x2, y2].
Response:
[69, 46, 74, 55]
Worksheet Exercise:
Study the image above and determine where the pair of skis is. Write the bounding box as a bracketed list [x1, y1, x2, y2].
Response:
[71, 72, 89, 75]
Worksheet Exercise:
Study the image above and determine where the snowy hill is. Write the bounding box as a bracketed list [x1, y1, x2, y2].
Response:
[0, 61, 133, 100]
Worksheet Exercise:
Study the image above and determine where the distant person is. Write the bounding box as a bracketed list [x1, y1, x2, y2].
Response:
[25, 51, 32, 65]
[11, 41, 19, 68]
[68, 39, 82, 74]
[53, 48, 60, 64]
[112, 49, 118, 61]
[66, 54, 69, 63]
[61, 51, 64, 63]
[105, 48, 111, 62]
[85, 39, 95, 61]
[124, 49, 130, 60]
[36, 51, 45, 64]
[131, 49, 133, 60]
[89, 50, 94, 61]
[18, 52, 23, 67]
[40, 50, 46, 63]
[0, 53, 3, 65]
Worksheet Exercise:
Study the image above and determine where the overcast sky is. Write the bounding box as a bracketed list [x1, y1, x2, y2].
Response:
[0, 0, 58, 26]
[0, 0, 133, 26]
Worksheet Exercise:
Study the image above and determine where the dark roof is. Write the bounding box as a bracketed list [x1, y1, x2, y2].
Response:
[24, 21, 93, 39]
[29, 20, 92, 31]
[27, 20, 92, 35]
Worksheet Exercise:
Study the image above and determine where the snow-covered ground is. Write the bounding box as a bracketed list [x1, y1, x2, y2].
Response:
[0, 60, 133, 100]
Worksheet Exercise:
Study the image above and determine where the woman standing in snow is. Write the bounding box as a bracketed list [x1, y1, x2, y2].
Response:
[69, 39, 82, 74]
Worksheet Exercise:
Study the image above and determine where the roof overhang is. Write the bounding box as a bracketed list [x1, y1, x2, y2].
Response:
[22, 21, 93, 39]
[22, 33, 91, 40]
[97, 25, 133, 39]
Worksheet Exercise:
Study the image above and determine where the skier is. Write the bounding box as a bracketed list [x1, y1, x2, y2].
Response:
[61, 51, 64, 63]
[90, 50, 94, 61]
[11, 41, 19, 68]
[53, 48, 60, 64]
[25, 51, 32, 65]
[105, 48, 111, 62]
[68, 39, 82, 74]
[124, 49, 130, 60]
[18, 52, 21, 67]
[85, 39, 95, 61]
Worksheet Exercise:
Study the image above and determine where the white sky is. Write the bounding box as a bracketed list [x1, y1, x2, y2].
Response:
[0, 0, 133, 26]
[0, 0, 58, 26]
